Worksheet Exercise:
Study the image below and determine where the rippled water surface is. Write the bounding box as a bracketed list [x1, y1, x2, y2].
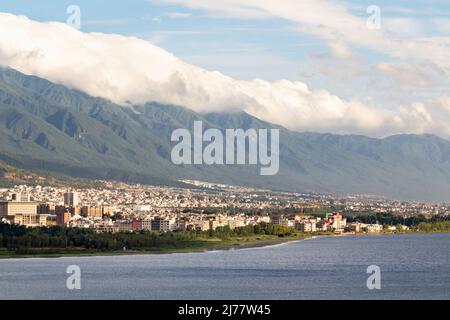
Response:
[1, 233, 449, 299]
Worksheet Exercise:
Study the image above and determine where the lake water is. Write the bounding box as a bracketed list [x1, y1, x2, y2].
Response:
[1, 233, 449, 300]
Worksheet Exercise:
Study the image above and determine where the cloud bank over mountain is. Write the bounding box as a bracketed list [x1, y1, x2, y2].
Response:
[0, 12, 449, 137]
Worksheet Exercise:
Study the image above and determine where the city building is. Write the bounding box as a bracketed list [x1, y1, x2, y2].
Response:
[151, 217, 173, 232]
[271, 215, 289, 227]
[81, 206, 103, 220]
[115, 221, 132, 232]
[347, 222, 365, 233]
[0, 197, 49, 227]
[11, 192, 31, 202]
[56, 209, 71, 226]
[364, 224, 383, 233]
[4, 214, 48, 227]
[327, 213, 347, 232]
[46, 215, 57, 227]
[64, 192, 79, 206]
[38, 203, 53, 215]
[0, 200, 38, 217]
[295, 220, 317, 232]
[141, 219, 153, 231]
[132, 219, 143, 232]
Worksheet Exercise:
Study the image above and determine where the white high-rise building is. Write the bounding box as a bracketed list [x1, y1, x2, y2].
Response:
[64, 192, 79, 206]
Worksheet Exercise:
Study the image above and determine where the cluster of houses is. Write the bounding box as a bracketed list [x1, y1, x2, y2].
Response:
[270, 212, 387, 234]
[84, 213, 272, 233]
[1, 192, 393, 234]
[88, 212, 388, 234]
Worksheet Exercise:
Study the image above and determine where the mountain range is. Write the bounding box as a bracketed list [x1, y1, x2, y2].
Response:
[1, 67, 450, 201]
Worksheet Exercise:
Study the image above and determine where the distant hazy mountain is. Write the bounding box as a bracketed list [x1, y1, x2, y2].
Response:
[1, 67, 450, 201]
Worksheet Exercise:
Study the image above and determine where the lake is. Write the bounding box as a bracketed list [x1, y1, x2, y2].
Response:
[1, 233, 449, 299]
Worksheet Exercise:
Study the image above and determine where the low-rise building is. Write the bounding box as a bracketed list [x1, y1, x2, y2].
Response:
[364, 224, 383, 233]
[56, 209, 71, 226]
[0, 200, 38, 217]
[295, 220, 317, 232]
[141, 219, 153, 231]
[4, 213, 48, 227]
[0, 198, 46, 227]
[151, 217, 172, 232]
[271, 215, 289, 227]
[81, 206, 103, 220]
[115, 221, 132, 232]
[132, 219, 143, 232]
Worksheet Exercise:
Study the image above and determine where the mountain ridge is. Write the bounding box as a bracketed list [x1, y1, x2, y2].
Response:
[1, 67, 450, 201]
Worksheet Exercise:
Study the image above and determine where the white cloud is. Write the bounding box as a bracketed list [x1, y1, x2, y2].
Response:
[433, 18, 450, 34]
[181, 50, 300, 80]
[149, 0, 450, 71]
[0, 12, 450, 138]
[151, 0, 270, 19]
[164, 12, 192, 19]
[375, 62, 445, 91]
[329, 41, 355, 60]
[151, 17, 162, 23]
[383, 18, 425, 38]
[147, 1, 450, 129]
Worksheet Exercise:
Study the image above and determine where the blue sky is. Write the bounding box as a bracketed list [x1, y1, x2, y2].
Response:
[0, 1, 448, 82]
[1, 1, 450, 137]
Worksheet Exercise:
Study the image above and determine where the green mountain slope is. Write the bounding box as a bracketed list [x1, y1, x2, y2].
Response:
[1, 67, 450, 200]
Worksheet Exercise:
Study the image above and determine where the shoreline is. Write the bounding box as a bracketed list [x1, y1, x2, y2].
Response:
[0, 234, 315, 260]
[1, 231, 448, 260]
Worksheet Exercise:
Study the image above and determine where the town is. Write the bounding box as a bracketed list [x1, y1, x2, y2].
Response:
[2, 180, 449, 235]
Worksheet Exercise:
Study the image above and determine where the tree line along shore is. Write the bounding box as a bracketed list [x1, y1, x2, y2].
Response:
[1, 213, 450, 258]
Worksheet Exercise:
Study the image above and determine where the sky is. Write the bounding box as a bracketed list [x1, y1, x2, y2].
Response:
[0, 0, 450, 137]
